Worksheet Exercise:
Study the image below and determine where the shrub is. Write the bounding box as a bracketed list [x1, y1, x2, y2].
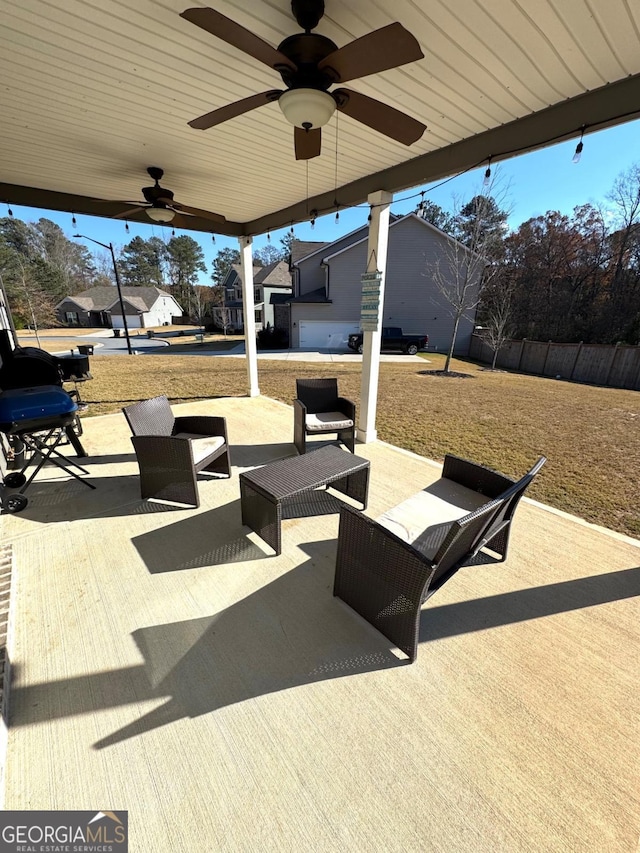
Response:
[257, 326, 289, 349]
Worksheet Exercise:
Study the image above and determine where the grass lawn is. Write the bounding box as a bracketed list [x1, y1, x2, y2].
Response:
[77, 351, 640, 540]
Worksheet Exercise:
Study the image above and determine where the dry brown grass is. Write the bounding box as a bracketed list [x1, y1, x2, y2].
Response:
[78, 352, 640, 540]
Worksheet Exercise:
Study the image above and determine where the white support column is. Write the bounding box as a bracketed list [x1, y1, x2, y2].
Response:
[239, 236, 259, 397]
[357, 189, 393, 443]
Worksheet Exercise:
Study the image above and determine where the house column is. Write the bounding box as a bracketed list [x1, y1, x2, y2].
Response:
[239, 236, 259, 397]
[357, 189, 393, 443]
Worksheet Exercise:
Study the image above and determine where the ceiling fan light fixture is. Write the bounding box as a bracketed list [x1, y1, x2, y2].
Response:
[278, 88, 336, 129]
[146, 205, 175, 223]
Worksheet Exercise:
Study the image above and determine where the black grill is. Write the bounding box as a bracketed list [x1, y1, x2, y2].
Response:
[0, 334, 95, 512]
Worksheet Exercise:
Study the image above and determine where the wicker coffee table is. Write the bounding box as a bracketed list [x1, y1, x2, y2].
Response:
[240, 445, 370, 555]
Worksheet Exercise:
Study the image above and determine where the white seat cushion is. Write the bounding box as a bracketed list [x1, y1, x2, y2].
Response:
[174, 432, 225, 465]
[376, 478, 489, 560]
[305, 411, 354, 432]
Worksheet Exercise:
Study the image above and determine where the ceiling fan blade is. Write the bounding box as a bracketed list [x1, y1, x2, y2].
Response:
[169, 211, 191, 230]
[189, 90, 282, 130]
[294, 126, 321, 160]
[180, 7, 296, 71]
[333, 88, 426, 145]
[112, 207, 146, 219]
[318, 23, 424, 83]
[172, 202, 226, 223]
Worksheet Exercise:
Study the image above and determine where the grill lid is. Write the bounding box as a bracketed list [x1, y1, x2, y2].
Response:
[0, 346, 63, 390]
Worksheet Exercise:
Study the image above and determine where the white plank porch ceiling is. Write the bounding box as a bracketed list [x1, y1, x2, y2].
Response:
[1, 0, 639, 235]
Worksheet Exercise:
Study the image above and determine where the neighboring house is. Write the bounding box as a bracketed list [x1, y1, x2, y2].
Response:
[56, 287, 183, 329]
[288, 214, 484, 353]
[217, 260, 292, 332]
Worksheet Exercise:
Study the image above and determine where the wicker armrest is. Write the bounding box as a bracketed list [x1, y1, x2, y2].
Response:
[336, 396, 356, 420]
[334, 504, 437, 661]
[174, 415, 228, 440]
[442, 454, 515, 498]
[130, 433, 200, 506]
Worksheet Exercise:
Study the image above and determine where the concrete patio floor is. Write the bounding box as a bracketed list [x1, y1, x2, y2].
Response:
[1, 395, 639, 852]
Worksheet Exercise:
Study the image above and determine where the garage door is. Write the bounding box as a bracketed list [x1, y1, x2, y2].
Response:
[299, 321, 360, 349]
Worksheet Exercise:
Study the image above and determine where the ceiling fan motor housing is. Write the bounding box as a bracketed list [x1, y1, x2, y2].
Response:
[142, 185, 174, 205]
[276, 33, 339, 89]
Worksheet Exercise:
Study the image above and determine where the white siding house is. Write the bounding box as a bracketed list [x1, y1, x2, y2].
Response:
[289, 214, 484, 353]
[56, 287, 183, 329]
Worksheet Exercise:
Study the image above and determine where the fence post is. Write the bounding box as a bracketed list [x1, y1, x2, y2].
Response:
[569, 341, 583, 381]
[634, 346, 640, 391]
[517, 339, 527, 372]
[542, 340, 553, 376]
[604, 343, 620, 387]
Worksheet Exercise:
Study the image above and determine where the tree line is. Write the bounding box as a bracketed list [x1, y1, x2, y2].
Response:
[419, 163, 640, 367]
[2, 163, 639, 346]
[0, 218, 289, 329]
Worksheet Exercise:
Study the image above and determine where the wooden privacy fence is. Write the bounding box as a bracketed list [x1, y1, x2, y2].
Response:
[469, 335, 640, 390]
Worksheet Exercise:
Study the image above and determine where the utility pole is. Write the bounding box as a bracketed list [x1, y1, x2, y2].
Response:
[74, 235, 133, 354]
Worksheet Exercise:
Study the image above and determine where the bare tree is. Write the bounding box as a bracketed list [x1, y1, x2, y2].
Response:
[13, 257, 57, 342]
[428, 173, 510, 372]
[477, 270, 516, 369]
[213, 306, 233, 336]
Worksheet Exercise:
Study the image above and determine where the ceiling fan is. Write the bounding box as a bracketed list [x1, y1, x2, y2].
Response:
[106, 167, 226, 226]
[181, 1, 427, 160]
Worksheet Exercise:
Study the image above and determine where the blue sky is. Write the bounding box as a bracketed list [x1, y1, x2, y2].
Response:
[6, 117, 639, 281]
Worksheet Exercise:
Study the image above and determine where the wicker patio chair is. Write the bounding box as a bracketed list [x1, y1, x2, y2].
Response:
[122, 395, 231, 507]
[293, 378, 356, 454]
[333, 454, 546, 662]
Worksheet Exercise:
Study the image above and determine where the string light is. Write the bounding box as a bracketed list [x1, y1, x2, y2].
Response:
[572, 127, 585, 163]
[7, 203, 13, 217]
[71, 212, 77, 229]
[310, 209, 317, 229]
[211, 233, 216, 244]
[125, 221, 130, 233]
[267, 230, 271, 242]
[416, 190, 425, 216]
[334, 201, 340, 224]
[483, 156, 492, 187]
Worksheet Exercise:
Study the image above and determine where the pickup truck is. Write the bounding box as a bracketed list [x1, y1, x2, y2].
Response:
[347, 326, 429, 355]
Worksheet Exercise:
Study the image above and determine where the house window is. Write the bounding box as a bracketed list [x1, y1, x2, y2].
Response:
[255, 309, 261, 323]
[254, 287, 261, 302]
[65, 311, 79, 325]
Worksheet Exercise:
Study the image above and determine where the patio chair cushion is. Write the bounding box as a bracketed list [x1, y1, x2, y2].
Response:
[174, 432, 226, 465]
[305, 411, 355, 432]
[376, 479, 489, 560]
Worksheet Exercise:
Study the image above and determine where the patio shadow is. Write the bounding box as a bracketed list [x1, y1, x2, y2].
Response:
[10, 543, 401, 747]
[9, 475, 188, 522]
[230, 442, 295, 469]
[132, 499, 268, 571]
[419, 566, 640, 642]
[9, 561, 639, 751]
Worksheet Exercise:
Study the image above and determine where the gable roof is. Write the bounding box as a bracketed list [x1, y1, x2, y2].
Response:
[226, 260, 292, 288]
[228, 264, 259, 282]
[291, 240, 330, 264]
[321, 213, 484, 263]
[254, 260, 292, 287]
[58, 286, 178, 312]
[291, 215, 404, 266]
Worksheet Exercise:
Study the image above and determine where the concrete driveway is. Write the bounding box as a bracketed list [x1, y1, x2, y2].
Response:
[27, 328, 429, 362]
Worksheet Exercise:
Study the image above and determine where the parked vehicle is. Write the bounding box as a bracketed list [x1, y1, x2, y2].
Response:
[347, 326, 429, 355]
